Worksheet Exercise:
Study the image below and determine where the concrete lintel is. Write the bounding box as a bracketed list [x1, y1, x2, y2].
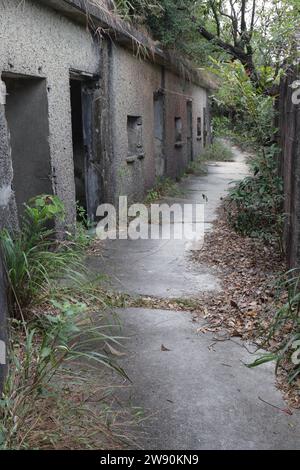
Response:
[37, 0, 215, 90]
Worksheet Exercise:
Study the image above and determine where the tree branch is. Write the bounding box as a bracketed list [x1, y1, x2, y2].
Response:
[241, 0, 247, 33]
[209, 1, 221, 37]
[197, 24, 247, 60]
[196, 23, 259, 83]
[250, 0, 256, 35]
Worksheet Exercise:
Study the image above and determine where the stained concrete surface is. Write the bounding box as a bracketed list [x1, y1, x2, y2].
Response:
[116, 307, 300, 450]
[92, 146, 300, 449]
[88, 145, 248, 298]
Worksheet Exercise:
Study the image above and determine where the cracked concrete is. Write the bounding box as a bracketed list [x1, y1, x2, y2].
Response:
[116, 307, 300, 450]
[92, 145, 300, 449]
[88, 145, 248, 298]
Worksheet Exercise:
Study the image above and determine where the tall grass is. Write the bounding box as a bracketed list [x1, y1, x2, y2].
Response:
[199, 140, 234, 162]
[0, 195, 88, 317]
[0, 194, 128, 449]
[0, 300, 126, 449]
[144, 177, 183, 204]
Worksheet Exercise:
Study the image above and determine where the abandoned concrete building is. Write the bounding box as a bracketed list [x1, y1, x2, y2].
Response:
[0, 0, 213, 233]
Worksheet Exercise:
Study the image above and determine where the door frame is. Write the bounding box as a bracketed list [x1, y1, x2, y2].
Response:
[70, 70, 101, 222]
[153, 89, 166, 178]
[186, 100, 193, 162]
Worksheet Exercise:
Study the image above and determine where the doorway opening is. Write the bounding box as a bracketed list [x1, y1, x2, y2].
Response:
[203, 107, 208, 147]
[153, 91, 165, 178]
[70, 78, 86, 214]
[3, 74, 52, 218]
[186, 100, 193, 162]
[70, 76, 101, 222]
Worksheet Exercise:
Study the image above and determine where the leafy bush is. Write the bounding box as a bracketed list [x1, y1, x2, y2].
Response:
[212, 116, 232, 138]
[249, 270, 300, 384]
[226, 145, 284, 247]
[70, 203, 95, 249]
[145, 177, 183, 204]
[0, 195, 87, 317]
[185, 159, 207, 177]
[199, 140, 234, 162]
[0, 194, 129, 449]
[211, 61, 275, 147]
[211, 60, 284, 244]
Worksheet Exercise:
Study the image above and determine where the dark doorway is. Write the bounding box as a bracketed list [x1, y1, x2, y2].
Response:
[203, 107, 208, 147]
[70, 77, 101, 222]
[3, 74, 52, 218]
[153, 91, 165, 178]
[186, 100, 193, 162]
[70, 79, 86, 212]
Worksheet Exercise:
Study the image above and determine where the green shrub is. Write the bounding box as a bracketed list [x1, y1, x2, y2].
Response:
[145, 177, 183, 203]
[68, 203, 95, 250]
[199, 141, 234, 162]
[226, 145, 284, 248]
[185, 159, 207, 177]
[0, 195, 86, 317]
[210, 60, 275, 148]
[210, 60, 284, 244]
[0, 194, 128, 449]
[212, 116, 232, 138]
[249, 270, 300, 384]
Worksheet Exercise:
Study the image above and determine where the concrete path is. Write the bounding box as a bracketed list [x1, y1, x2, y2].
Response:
[118, 307, 300, 450]
[92, 144, 300, 449]
[89, 145, 248, 298]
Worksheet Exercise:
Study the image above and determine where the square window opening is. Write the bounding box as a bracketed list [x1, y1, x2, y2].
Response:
[197, 117, 202, 139]
[175, 117, 182, 144]
[127, 116, 143, 157]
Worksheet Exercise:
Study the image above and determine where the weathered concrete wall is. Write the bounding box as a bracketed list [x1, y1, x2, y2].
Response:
[279, 65, 300, 267]
[109, 47, 209, 201]
[0, 0, 100, 225]
[191, 84, 209, 157]
[164, 71, 190, 179]
[0, 0, 210, 218]
[0, 0, 211, 390]
[109, 45, 162, 203]
[164, 71, 208, 180]
[93, 40, 115, 206]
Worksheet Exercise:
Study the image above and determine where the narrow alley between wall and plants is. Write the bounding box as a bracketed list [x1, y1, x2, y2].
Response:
[0, 0, 300, 459]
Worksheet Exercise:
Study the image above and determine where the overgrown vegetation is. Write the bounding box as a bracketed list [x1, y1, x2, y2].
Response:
[0, 195, 89, 317]
[144, 176, 183, 204]
[114, 0, 299, 88]
[226, 148, 284, 247]
[250, 270, 300, 387]
[185, 140, 234, 177]
[210, 61, 284, 246]
[72, 202, 95, 249]
[0, 301, 126, 449]
[199, 140, 234, 162]
[0, 195, 128, 449]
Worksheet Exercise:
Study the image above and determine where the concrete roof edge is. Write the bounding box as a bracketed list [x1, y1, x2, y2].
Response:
[37, 0, 216, 90]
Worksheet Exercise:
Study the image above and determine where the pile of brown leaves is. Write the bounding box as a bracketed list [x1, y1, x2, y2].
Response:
[190, 207, 300, 408]
[191, 207, 286, 342]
